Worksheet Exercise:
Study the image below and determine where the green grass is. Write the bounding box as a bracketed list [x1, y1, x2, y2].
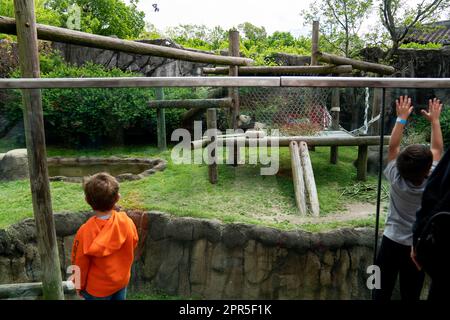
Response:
[0, 145, 385, 231]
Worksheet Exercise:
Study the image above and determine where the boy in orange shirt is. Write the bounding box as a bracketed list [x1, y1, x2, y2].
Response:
[71, 172, 138, 300]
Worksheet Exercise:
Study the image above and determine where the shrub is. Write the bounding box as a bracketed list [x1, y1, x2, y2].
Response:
[408, 107, 450, 149]
[3, 58, 207, 147]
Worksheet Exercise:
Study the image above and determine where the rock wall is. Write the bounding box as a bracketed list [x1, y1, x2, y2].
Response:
[52, 39, 210, 77]
[0, 212, 376, 300]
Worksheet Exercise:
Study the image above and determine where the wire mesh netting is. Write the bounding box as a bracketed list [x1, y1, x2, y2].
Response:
[239, 87, 332, 136]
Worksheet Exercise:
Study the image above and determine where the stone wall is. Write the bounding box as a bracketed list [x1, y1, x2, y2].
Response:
[52, 39, 210, 77]
[0, 212, 376, 300]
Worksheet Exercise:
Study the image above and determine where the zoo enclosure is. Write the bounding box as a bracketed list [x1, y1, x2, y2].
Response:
[1, 0, 449, 301]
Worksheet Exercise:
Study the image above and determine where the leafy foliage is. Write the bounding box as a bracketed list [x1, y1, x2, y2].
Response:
[409, 107, 450, 149]
[2, 54, 207, 147]
[160, 23, 319, 66]
[0, 0, 61, 26]
[46, 0, 146, 38]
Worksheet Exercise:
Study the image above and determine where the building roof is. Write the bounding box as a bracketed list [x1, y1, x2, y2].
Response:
[403, 20, 450, 45]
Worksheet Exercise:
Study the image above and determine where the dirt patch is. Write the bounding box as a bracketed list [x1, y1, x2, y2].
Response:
[248, 202, 381, 226]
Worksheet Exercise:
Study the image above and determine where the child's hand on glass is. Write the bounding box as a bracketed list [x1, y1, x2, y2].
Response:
[421, 98, 442, 123]
[395, 95, 414, 120]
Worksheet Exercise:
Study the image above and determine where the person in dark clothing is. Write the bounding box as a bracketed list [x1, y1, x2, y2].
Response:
[412, 148, 450, 300]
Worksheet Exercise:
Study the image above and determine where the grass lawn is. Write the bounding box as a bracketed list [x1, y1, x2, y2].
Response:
[0, 144, 387, 231]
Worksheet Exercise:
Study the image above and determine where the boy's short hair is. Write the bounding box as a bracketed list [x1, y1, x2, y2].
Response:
[397, 144, 433, 185]
[83, 172, 119, 211]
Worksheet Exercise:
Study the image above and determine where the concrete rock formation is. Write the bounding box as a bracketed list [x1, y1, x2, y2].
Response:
[0, 149, 29, 181]
[52, 39, 210, 77]
[0, 211, 376, 299]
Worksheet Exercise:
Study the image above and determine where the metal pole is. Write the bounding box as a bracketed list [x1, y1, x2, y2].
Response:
[373, 88, 386, 266]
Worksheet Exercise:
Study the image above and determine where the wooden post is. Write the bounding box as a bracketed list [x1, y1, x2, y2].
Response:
[311, 21, 319, 66]
[299, 142, 320, 217]
[289, 141, 307, 215]
[330, 88, 340, 164]
[228, 30, 240, 166]
[357, 145, 368, 181]
[207, 108, 218, 184]
[155, 88, 167, 151]
[13, 0, 64, 300]
[370, 88, 383, 135]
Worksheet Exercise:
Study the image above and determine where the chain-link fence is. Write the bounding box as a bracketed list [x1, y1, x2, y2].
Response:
[239, 87, 332, 136]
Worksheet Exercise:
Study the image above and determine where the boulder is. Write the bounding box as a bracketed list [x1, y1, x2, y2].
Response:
[367, 145, 389, 175]
[0, 149, 29, 181]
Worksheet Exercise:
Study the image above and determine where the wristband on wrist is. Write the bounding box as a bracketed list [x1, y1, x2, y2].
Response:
[396, 117, 407, 125]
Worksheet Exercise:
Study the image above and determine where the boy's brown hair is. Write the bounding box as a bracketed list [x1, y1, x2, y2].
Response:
[397, 144, 433, 185]
[83, 172, 119, 211]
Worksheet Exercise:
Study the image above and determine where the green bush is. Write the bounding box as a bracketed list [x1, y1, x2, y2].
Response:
[409, 107, 450, 149]
[3, 58, 207, 147]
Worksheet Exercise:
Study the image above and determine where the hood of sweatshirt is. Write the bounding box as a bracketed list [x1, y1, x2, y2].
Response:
[82, 210, 137, 257]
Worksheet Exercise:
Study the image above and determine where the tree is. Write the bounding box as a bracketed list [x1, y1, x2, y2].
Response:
[267, 31, 296, 47]
[0, 0, 60, 26]
[46, 0, 146, 39]
[237, 22, 267, 45]
[165, 24, 227, 50]
[379, 0, 450, 60]
[302, 0, 373, 57]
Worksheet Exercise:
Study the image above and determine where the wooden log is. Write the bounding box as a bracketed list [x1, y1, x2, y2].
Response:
[155, 88, 167, 151]
[316, 52, 395, 75]
[0, 16, 253, 66]
[357, 144, 369, 181]
[278, 76, 450, 89]
[207, 108, 218, 184]
[202, 65, 353, 75]
[149, 98, 232, 109]
[218, 135, 390, 147]
[289, 141, 307, 215]
[0, 281, 75, 299]
[330, 88, 340, 164]
[299, 141, 320, 217]
[3, 76, 450, 90]
[311, 21, 320, 66]
[228, 30, 241, 166]
[13, 0, 64, 300]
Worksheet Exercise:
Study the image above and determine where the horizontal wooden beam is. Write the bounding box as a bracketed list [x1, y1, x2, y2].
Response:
[280, 77, 450, 88]
[202, 65, 353, 75]
[149, 98, 232, 109]
[192, 135, 390, 148]
[0, 76, 281, 89]
[0, 281, 75, 299]
[316, 52, 395, 75]
[0, 16, 253, 66]
[1, 76, 450, 89]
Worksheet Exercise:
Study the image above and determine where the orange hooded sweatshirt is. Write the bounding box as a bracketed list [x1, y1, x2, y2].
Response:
[71, 210, 139, 297]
